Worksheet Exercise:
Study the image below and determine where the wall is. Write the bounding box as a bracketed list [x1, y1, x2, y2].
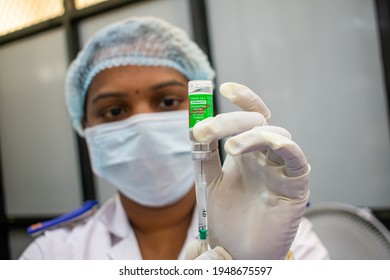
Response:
[207, 0, 390, 207]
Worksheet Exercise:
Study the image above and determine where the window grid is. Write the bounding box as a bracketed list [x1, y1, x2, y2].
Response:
[74, 0, 108, 10]
[0, 0, 65, 36]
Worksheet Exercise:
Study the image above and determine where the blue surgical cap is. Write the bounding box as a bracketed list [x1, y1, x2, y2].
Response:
[65, 16, 215, 136]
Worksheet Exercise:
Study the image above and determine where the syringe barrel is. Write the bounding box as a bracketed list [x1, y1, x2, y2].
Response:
[195, 168, 208, 240]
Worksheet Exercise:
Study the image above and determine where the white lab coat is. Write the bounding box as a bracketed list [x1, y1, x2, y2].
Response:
[19, 194, 329, 260]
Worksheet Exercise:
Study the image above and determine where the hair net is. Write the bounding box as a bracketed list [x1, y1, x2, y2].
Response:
[65, 16, 215, 136]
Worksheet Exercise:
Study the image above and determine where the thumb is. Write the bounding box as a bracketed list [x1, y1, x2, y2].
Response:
[192, 111, 265, 184]
[185, 240, 233, 260]
[192, 146, 222, 185]
[195, 246, 233, 260]
[184, 239, 204, 260]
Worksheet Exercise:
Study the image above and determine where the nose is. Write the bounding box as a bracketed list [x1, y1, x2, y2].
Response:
[130, 101, 155, 117]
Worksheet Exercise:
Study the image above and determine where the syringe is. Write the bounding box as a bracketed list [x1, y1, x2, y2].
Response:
[188, 80, 214, 253]
[193, 160, 208, 252]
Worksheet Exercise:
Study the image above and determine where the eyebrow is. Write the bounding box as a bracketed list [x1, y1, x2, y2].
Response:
[90, 80, 186, 104]
[91, 92, 127, 104]
[149, 80, 186, 91]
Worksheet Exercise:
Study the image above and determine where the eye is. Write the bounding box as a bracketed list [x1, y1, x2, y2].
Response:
[100, 106, 126, 121]
[161, 98, 177, 107]
[157, 96, 185, 110]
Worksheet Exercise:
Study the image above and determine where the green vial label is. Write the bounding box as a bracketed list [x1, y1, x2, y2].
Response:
[189, 93, 213, 128]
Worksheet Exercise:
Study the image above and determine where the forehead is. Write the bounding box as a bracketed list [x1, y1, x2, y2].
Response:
[88, 65, 188, 93]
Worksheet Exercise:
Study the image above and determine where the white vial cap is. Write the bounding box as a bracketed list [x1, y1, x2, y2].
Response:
[188, 80, 212, 94]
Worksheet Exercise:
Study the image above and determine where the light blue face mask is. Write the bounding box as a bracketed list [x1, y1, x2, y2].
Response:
[84, 110, 194, 207]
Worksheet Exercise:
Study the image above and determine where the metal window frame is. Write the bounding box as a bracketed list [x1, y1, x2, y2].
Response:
[374, 0, 390, 232]
[375, 0, 390, 132]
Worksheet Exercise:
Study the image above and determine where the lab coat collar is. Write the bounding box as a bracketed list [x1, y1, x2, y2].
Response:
[97, 193, 131, 239]
[107, 231, 143, 259]
[98, 193, 199, 259]
[97, 193, 142, 259]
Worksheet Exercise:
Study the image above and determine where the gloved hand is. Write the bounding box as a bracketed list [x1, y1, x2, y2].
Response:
[184, 240, 233, 260]
[192, 82, 310, 260]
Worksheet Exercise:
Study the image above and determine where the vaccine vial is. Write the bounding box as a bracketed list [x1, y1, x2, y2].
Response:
[188, 80, 213, 130]
[188, 80, 214, 160]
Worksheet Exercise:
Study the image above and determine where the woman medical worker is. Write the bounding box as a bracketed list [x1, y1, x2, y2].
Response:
[20, 16, 328, 260]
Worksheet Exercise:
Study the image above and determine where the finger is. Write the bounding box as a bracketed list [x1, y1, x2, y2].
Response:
[225, 126, 290, 166]
[225, 127, 309, 177]
[262, 131, 309, 177]
[224, 126, 291, 154]
[265, 128, 292, 166]
[219, 82, 271, 122]
[193, 111, 266, 143]
[184, 240, 203, 260]
[195, 246, 233, 260]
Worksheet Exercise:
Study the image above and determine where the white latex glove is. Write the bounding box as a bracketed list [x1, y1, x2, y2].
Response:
[193, 82, 310, 260]
[184, 240, 233, 260]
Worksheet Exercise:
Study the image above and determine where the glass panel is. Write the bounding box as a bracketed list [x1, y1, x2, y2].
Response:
[206, 0, 390, 207]
[74, 0, 107, 10]
[0, 0, 64, 36]
[0, 28, 82, 216]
